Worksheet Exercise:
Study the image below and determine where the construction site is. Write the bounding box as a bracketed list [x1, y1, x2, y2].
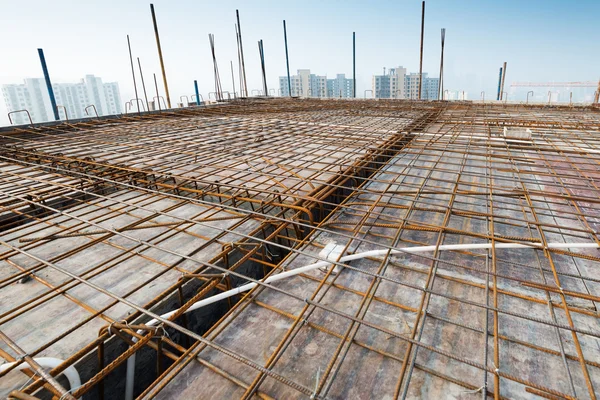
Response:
[0, 97, 598, 400]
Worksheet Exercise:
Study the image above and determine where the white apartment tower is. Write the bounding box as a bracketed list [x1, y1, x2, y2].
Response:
[372, 67, 439, 100]
[327, 74, 354, 98]
[279, 69, 327, 97]
[279, 70, 354, 98]
[405, 72, 440, 100]
[2, 75, 122, 125]
[372, 66, 407, 99]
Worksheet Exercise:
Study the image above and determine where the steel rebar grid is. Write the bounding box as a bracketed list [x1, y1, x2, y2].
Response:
[1, 100, 432, 396]
[135, 101, 600, 399]
[1, 100, 600, 399]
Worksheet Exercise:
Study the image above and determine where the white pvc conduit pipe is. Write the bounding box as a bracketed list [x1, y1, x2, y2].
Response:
[0, 357, 81, 393]
[124, 240, 599, 400]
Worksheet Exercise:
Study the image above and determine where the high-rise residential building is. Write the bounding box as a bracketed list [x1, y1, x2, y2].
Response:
[279, 69, 326, 97]
[279, 70, 355, 98]
[405, 72, 439, 100]
[422, 75, 440, 100]
[327, 74, 354, 98]
[2, 75, 122, 125]
[373, 66, 407, 99]
[372, 67, 439, 100]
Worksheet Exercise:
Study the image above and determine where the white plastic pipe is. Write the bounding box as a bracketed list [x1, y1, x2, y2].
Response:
[0, 357, 81, 392]
[124, 240, 599, 400]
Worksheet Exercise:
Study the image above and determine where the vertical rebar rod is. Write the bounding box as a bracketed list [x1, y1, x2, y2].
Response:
[438, 28, 445, 100]
[137, 57, 149, 112]
[283, 20, 292, 97]
[194, 80, 200, 106]
[150, 4, 171, 108]
[127, 36, 141, 115]
[235, 24, 243, 97]
[353, 32, 356, 98]
[497, 67, 503, 101]
[209, 34, 223, 101]
[236, 10, 248, 97]
[37, 48, 59, 121]
[258, 40, 268, 96]
[594, 79, 600, 103]
[418, 1, 425, 100]
[230, 61, 236, 98]
[500, 61, 507, 101]
[153, 73, 161, 111]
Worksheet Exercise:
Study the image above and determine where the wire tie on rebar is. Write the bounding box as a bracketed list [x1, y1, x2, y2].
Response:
[116, 319, 131, 334]
[461, 386, 485, 394]
[162, 327, 171, 340]
[59, 387, 75, 400]
[108, 320, 118, 335]
[154, 324, 167, 339]
[18, 370, 39, 391]
[492, 362, 500, 375]
[304, 298, 310, 304]
[220, 272, 230, 283]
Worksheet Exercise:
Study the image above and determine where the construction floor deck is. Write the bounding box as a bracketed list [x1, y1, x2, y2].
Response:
[1, 99, 600, 399]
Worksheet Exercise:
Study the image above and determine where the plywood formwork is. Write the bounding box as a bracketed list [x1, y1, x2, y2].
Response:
[1, 99, 600, 400]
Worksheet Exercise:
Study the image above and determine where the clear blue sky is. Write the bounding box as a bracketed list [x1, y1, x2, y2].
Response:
[0, 0, 598, 125]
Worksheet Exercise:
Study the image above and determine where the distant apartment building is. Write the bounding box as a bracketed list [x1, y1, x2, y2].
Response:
[279, 70, 354, 98]
[279, 69, 327, 97]
[2, 75, 122, 125]
[327, 74, 354, 98]
[405, 72, 439, 100]
[373, 67, 406, 99]
[372, 66, 439, 100]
